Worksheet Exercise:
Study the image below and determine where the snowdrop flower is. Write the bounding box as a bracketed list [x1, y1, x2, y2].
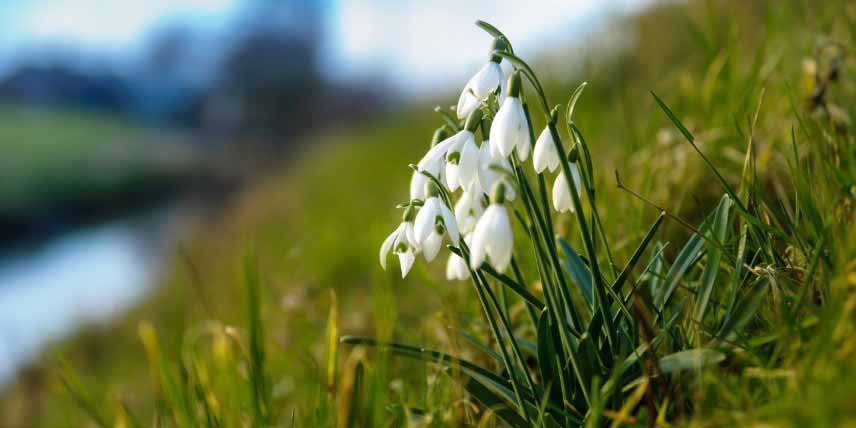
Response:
[414, 184, 460, 262]
[470, 182, 514, 273]
[478, 140, 516, 201]
[446, 131, 480, 192]
[533, 125, 560, 173]
[454, 181, 485, 235]
[411, 157, 443, 200]
[490, 70, 530, 160]
[446, 235, 472, 281]
[417, 109, 482, 174]
[457, 38, 508, 119]
[410, 128, 449, 200]
[553, 153, 583, 213]
[380, 205, 420, 278]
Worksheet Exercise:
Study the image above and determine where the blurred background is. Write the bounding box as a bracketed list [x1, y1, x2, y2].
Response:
[0, 0, 642, 388]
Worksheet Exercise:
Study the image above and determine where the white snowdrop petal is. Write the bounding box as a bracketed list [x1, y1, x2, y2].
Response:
[516, 133, 531, 162]
[553, 171, 573, 213]
[490, 98, 517, 157]
[454, 183, 484, 235]
[512, 100, 530, 160]
[422, 232, 442, 262]
[456, 87, 479, 119]
[499, 58, 514, 79]
[379, 226, 399, 270]
[446, 162, 461, 192]
[439, 202, 460, 245]
[471, 62, 502, 98]
[446, 254, 458, 280]
[410, 170, 427, 200]
[399, 250, 415, 278]
[418, 134, 458, 170]
[414, 198, 439, 243]
[469, 220, 489, 270]
[533, 127, 561, 174]
[489, 207, 514, 272]
[454, 197, 472, 235]
[404, 222, 418, 248]
[456, 257, 471, 280]
[458, 137, 480, 190]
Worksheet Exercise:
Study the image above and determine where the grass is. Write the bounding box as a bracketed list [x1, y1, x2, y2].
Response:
[2, 0, 856, 426]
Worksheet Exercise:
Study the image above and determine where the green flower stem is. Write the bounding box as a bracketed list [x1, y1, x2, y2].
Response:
[548, 120, 617, 353]
[570, 125, 618, 279]
[460, 242, 534, 422]
[474, 268, 537, 393]
[512, 154, 584, 332]
[512, 175, 592, 409]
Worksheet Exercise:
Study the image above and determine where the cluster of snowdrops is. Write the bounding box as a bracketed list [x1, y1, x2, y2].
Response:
[380, 36, 583, 280]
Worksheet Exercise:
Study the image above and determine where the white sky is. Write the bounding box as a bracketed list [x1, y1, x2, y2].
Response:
[0, 0, 238, 49]
[0, 0, 647, 93]
[325, 0, 648, 93]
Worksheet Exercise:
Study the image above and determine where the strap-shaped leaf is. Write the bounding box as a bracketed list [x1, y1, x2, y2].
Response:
[464, 377, 529, 428]
[655, 227, 706, 310]
[693, 194, 732, 323]
[558, 239, 593, 307]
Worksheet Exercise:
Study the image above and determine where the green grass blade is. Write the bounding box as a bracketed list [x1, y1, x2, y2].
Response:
[693, 194, 732, 324]
[716, 279, 769, 340]
[244, 251, 271, 427]
[612, 212, 666, 294]
[656, 228, 706, 310]
[650, 91, 745, 212]
[657, 348, 726, 374]
[464, 377, 530, 428]
[453, 328, 502, 363]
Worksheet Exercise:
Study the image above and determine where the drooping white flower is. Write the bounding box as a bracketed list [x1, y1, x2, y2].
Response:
[445, 132, 480, 192]
[470, 183, 514, 273]
[418, 109, 483, 174]
[456, 38, 511, 119]
[457, 62, 504, 120]
[411, 128, 451, 200]
[490, 71, 530, 160]
[410, 157, 443, 200]
[414, 196, 460, 262]
[380, 207, 420, 278]
[478, 141, 516, 201]
[446, 251, 471, 280]
[553, 161, 582, 213]
[499, 58, 514, 82]
[533, 126, 560, 173]
[454, 182, 485, 235]
[446, 235, 473, 281]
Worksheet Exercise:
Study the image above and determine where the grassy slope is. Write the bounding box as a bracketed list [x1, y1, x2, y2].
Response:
[3, 1, 856, 426]
[0, 105, 198, 216]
